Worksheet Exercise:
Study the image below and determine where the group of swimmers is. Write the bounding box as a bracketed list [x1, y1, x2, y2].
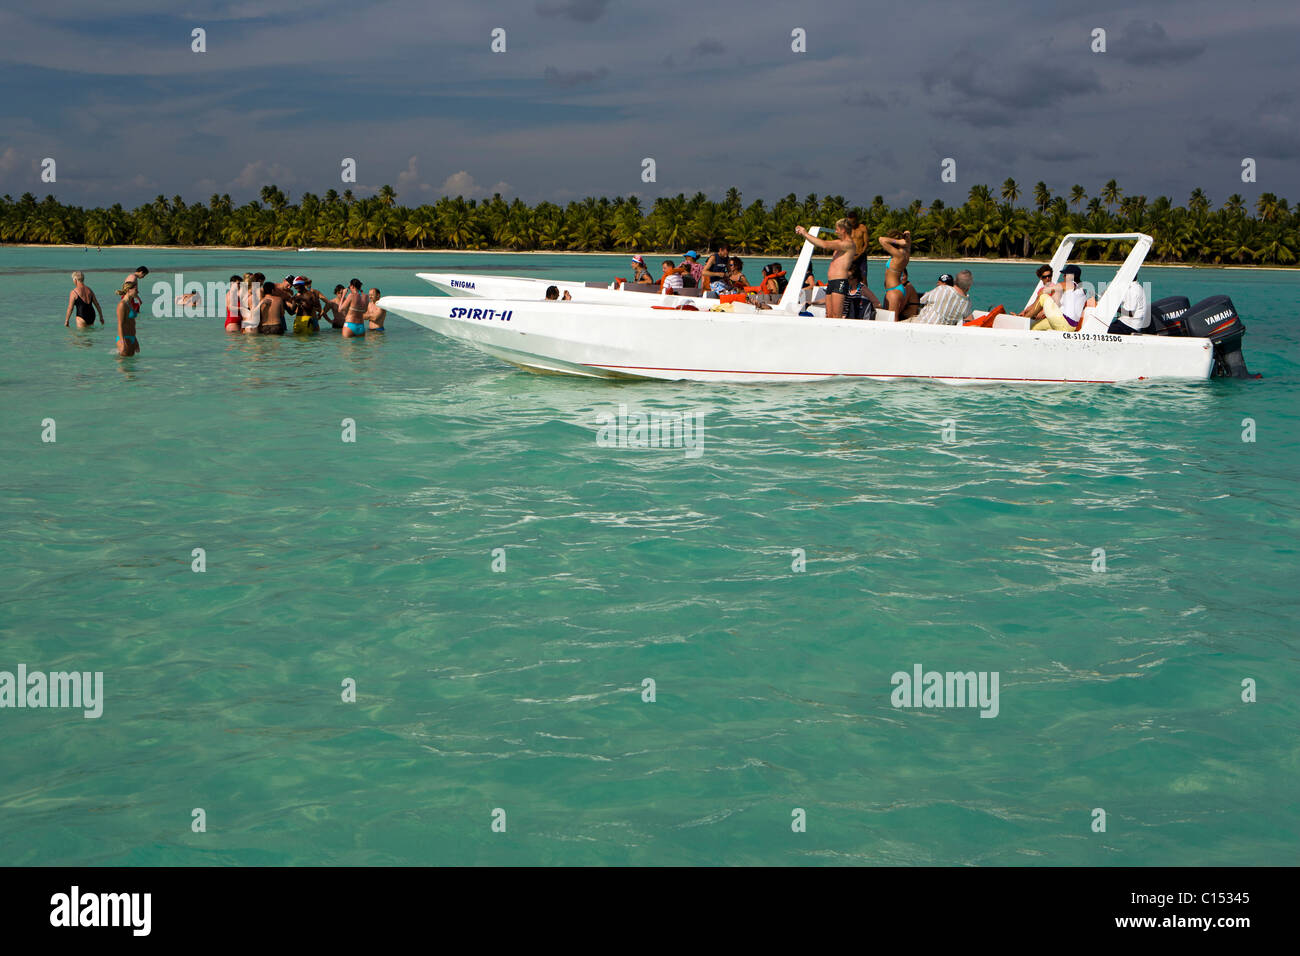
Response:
[219, 273, 386, 338]
[63, 266, 388, 356]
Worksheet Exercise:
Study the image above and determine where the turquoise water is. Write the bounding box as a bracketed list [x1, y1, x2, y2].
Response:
[1, 246, 1297, 866]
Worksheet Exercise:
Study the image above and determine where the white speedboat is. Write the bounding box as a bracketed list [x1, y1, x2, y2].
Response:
[382, 231, 1252, 384]
[415, 271, 793, 312]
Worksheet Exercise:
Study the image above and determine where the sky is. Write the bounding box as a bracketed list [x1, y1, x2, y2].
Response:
[0, 0, 1297, 211]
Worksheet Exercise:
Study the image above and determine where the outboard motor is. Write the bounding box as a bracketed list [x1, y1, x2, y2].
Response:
[1182, 295, 1253, 378]
[1149, 296, 1190, 336]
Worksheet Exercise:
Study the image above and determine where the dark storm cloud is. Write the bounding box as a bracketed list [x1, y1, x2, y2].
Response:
[1114, 19, 1207, 64]
[923, 57, 1104, 112]
[543, 66, 609, 88]
[536, 0, 610, 22]
[3, 0, 1297, 211]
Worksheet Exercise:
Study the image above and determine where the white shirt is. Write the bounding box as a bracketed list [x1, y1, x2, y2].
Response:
[662, 273, 684, 293]
[1116, 281, 1148, 331]
[1061, 286, 1088, 323]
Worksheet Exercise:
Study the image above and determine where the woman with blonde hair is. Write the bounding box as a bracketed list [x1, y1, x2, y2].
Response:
[64, 271, 103, 328]
[114, 278, 141, 356]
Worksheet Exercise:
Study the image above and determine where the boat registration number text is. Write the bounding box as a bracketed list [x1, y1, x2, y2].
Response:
[1062, 333, 1123, 342]
[450, 307, 513, 321]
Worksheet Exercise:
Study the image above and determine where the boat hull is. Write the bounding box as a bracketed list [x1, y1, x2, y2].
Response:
[380, 296, 1215, 384]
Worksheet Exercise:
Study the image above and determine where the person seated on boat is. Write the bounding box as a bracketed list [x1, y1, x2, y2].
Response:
[545, 285, 560, 300]
[727, 257, 748, 291]
[843, 276, 879, 320]
[678, 261, 698, 289]
[1028, 284, 1072, 331]
[1109, 280, 1149, 334]
[630, 255, 654, 285]
[760, 263, 788, 296]
[796, 220, 855, 318]
[912, 270, 974, 325]
[660, 260, 684, 295]
[1058, 264, 1093, 327]
[897, 268, 922, 321]
[681, 251, 703, 287]
[701, 243, 731, 296]
[1020, 264, 1054, 318]
[877, 230, 912, 314]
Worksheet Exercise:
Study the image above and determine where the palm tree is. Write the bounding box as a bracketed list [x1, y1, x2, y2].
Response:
[1100, 179, 1122, 211]
[1001, 178, 1020, 204]
[1069, 185, 1086, 209]
[1033, 181, 1050, 212]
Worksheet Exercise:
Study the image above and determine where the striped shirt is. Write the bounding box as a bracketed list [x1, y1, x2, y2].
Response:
[912, 284, 973, 325]
[662, 272, 684, 293]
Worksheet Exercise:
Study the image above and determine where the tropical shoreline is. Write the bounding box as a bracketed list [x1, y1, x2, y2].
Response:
[5, 242, 1297, 272]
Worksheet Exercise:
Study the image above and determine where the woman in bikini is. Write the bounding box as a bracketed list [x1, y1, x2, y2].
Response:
[115, 279, 141, 356]
[225, 275, 243, 332]
[341, 279, 367, 338]
[64, 271, 103, 328]
[878, 230, 913, 315]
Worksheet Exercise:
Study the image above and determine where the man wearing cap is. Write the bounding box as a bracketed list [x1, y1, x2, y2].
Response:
[911, 270, 974, 325]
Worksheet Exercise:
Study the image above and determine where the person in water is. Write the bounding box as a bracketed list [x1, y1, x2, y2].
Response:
[256, 282, 287, 335]
[123, 265, 149, 287]
[878, 230, 913, 315]
[366, 288, 386, 332]
[319, 284, 347, 329]
[240, 273, 261, 334]
[114, 279, 141, 356]
[545, 285, 560, 300]
[224, 275, 243, 332]
[65, 271, 103, 328]
[340, 279, 367, 338]
[796, 220, 855, 318]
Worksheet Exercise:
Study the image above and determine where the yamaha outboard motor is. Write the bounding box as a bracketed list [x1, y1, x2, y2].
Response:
[1182, 295, 1253, 378]
[1149, 296, 1190, 336]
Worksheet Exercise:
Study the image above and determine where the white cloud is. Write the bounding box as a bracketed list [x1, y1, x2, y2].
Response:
[438, 171, 512, 199]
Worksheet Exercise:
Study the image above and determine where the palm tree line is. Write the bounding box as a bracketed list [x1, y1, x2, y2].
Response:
[2, 179, 1296, 265]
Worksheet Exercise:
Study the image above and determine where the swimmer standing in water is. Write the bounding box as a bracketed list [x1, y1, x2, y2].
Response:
[64, 271, 103, 328]
[115, 278, 141, 356]
[340, 279, 367, 338]
[366, 288, 386, 332]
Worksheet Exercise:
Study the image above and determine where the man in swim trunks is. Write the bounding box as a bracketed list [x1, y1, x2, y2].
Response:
[256, 282, 287, 334]
[289, 277, 317, 333]
[878, 230, 912, 315]
[340, 279, 367, 338]
[366, 289, 386, 332]
[796, 220, 856, 318]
